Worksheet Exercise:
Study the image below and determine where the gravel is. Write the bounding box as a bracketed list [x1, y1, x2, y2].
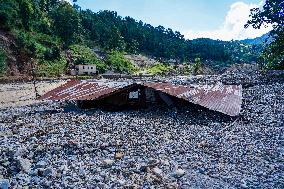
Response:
[0, 73, 283, 188]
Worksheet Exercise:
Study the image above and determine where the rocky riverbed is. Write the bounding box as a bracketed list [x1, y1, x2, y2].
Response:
[0, 76, 283, 188]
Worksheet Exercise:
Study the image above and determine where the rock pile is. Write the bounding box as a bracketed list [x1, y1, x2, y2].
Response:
[0, 76, 283, 188]
[167, 65, 284, 86]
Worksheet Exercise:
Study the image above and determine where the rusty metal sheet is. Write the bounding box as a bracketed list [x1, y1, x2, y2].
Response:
[144, 82, 242, 116]
[39, 80, 242, 116]
[38, 80, 134, 101]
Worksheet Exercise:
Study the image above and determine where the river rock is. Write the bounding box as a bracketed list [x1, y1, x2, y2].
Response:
[102, 159, 114, 167]
[174, 168, 185, 178]
[152, 167, 163, 177]
[0, 179, 9, 189]
[17, 158, 32, 173]
[114, 152, 124, 159]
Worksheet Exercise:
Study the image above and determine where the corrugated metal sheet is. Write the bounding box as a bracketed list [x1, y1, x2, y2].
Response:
[39, 80, 242, 116]
[144, 82, 242, 116]
[38, 80, 134, 101]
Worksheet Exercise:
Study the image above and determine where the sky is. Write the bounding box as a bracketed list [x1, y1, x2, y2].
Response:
[68, 0, 272, 41]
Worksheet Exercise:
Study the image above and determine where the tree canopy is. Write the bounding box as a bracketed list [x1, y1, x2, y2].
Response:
[245, 0, 284, 69]
[0, 0, 272, 77]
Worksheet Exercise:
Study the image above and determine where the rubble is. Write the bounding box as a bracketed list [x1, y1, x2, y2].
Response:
[0, 72, 283, 188]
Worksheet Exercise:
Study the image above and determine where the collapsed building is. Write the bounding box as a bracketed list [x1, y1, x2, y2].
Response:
[39, 80, 242, 116]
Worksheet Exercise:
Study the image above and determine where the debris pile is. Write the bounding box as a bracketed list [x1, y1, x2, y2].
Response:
[169, 67, 284, 86]
[0, 75, 283, 188]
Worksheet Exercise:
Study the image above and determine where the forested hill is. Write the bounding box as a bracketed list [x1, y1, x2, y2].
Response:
[0, 0, 265, 77]
[241, 33, 270, 45]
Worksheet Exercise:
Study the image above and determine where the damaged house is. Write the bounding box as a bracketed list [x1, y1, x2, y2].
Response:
[39, 80, 242, 116]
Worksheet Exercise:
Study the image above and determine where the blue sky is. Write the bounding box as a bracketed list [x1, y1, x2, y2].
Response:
[73, 0, 271, 41]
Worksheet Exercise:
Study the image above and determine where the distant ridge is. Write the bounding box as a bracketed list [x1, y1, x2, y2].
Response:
[240, 33, 271, 45]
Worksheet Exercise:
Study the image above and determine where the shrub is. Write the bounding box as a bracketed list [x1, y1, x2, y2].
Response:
[106, 50, 137, 74]
[37, 55, 67, 77]
[15, 30, 61, 58]
[146, 63, 173, 75]
[192, 58, 202, 75]
[44, 47, 61, 60]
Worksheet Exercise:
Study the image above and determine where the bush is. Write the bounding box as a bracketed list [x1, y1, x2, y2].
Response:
[146, 63, 173, 75]
[37, 55, 67, 77]
[106, 50, 137, 74]
[69, 44, 107, 73]
[44, 47, 61, 60]
[192, 58, 202, 75]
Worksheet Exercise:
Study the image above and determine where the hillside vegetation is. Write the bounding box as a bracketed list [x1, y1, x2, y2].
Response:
[0, 0, 276, 77]
[0, 48, 5, 76]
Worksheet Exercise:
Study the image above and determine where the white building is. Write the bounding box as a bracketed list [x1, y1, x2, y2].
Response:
[75, 65, 97, 75]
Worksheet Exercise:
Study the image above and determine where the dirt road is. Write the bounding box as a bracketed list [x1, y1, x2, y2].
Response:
[0, 80, 66, 108]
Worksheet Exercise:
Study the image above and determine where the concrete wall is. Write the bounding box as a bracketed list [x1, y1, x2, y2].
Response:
[76, 65, 97, 75]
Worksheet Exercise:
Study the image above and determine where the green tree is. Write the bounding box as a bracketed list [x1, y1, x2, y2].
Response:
[192, 58, 202, 75]
[245, 0, 284, 69]
[0, 0, 20, 30]
[19, 0, 34, 31]
[50, 2, 81, 46]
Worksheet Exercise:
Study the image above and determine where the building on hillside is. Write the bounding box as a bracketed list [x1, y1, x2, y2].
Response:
[74, 65, 97, 76]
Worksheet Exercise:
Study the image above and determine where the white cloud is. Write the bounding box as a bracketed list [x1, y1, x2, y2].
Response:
[183, 1, 272, 41]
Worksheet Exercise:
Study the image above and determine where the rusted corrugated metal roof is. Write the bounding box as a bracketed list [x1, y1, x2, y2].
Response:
[144, 82, 242, 116]
[39, 80, 134, 101]
[39, 80, 242, 116]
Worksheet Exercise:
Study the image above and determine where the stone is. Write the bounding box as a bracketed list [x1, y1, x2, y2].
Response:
[30, 176, 41, 184]
[166, 182, 179, 189]
[17, 158, 32, 173]
[114, 152, 124, 159]
[102, 159, 114, 167]
[43, 167, 55, 177]
[174, 169, 185, 178]
[0, 179, 9, 189]
[139, 163, 148, 173]
[117, 179, 126, 186]
[2, 161, 9, 167]
[152, 167, 163, 177]
[14, 148, 28, 158]
[36, 160, 47, 168]
[0, 76, 283, 188]
[147, 159, 159, 167]
[79, 167, 86, 177]
[240, 179, 249, 188]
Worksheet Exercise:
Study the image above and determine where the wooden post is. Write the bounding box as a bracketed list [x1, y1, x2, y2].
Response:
[31, 58, 40, 98]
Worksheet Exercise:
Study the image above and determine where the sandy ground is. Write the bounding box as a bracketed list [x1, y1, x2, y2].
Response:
[0, 80, 66, 108]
